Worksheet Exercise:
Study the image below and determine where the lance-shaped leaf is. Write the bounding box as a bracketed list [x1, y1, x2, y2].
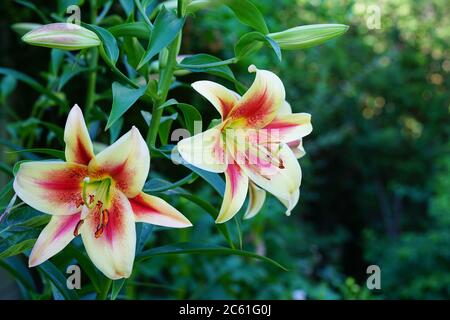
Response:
[85, 24, 119, 65]
[106, 82, 147, 130]
[137, 7, 185, 69]
[268, 24, 349, 50]
[235, 31, 281, 61]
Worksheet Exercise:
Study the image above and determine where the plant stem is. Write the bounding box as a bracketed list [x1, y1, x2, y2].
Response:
[85, 0, 98, 114]
[146, 31, 182, 147]
[98, 278, 112, 300]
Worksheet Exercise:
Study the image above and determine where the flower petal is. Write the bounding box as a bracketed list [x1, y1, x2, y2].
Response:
[64, 105, 95, 165]
[81, 189, 136, 280]
[276, 189, 300, 216]
[243, 182, 266, 220]
[29, 212, 82, 267]
[278, 101, 293, 115]
[216, 163, 249, 224]
[88, 126, 150, 198]
[264, 113, 312, 144]
[192, 81, 240, 120]
[288, 139, 306, 158]
[130, 192, 192, 228]
[241, 143, 302, 207]
[13, 161, 87, 215]
[228, 65, 286, 128]
[177, 125, 227, 173]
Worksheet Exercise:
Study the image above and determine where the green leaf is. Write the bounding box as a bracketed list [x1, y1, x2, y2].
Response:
[7, 148, 65, 160]
[175, 103, 202, 135]
[84, 24, 119, 65]
[106, 82, 147, 130]
[0, 239, 35, 259]
[137, 7, 185, 69]
[224, 0, 269, 34]
[38, 261, 79, 300]
[0, 67, 67, 108]
[144, 173, 198, 193]
[136, 242, 287, 271]
[136, 223, 154, 253]
[235, 31, 281, 61]
[0, 257, 36, 292]
[173, 191, 233, 247]
[110, 279, 126, 300]
[178, 54, 237, 83]
[108, 22, 151, 39]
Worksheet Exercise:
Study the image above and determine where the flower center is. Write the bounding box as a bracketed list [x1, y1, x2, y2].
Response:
[73, 177, 112, 238]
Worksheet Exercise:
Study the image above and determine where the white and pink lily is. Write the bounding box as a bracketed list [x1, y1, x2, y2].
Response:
[177, 65, 312, 223]
[14, 105, 192, 279]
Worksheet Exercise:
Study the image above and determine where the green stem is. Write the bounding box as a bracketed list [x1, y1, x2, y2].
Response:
[86, 0, 98, 114]
[134, 0, 153, 27]
[178, 57, 238, 69]
[98, 279, 112, 300]
[99, 46, 139, 88]
[146, 32, 182, 147]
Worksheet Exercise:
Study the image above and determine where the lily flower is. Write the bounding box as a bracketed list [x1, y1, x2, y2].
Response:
[14, 105, 192, 279]
[177, 65, 312, 223]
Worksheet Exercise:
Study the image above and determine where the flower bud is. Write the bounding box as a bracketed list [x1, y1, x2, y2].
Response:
[22, 23, 101, 51]
[268, 24, 349, 50]
[11, 23, 41, 36]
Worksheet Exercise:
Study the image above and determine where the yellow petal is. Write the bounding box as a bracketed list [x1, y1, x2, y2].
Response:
[177, 125, 227, 173]
[29, 212, 82, 267]
[13, 161, 87, 215]
[64, 104, 95, 165]
[81, 189, 136, 280]
[228, 65, 286, 128]
[130, 192, 192, 228]
[88, 126, 150, 198]
[192, 80, 240, 120]
[216, 163, 249, 223]
[243, 182, 266, 220]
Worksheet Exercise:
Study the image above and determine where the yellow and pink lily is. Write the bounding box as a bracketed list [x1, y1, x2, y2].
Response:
[177, 65, 312, 223]
[13, 105, 192, 279]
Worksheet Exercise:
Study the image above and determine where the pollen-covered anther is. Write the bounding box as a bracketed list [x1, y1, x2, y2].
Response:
[75, 198, 85, 208]
[95, 225, 104, 238]
[102, 209, 109, 226]
[88, 194, 95, 204]
[73, 219, 84, 237]
[96, 200, 103, 208]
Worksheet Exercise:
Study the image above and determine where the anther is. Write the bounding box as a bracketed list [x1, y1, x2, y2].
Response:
[73, 219, 84, 237]
[279, 159, 285, 169]
[95, 225, 104, 238]
[89, 194, 95, 204]
[102, 209, 109, 226]
[96, 200, 103, 208]
[75, 199, 85, 208]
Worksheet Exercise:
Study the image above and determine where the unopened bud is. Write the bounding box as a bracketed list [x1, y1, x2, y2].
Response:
[268, 24, 349, 50]
[22, 23, 101, 51]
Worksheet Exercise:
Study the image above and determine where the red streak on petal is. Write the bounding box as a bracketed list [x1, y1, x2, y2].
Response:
[103, 195, 126, 245]
[53, 212, 82, 240]
[217, 97, 234, 119]
[227, 164, 242, 197]
[230, 86, 272, 127]
[129, 194, 159, 218]
[37, 165, 87, 205]
[75, 137, 93, 165]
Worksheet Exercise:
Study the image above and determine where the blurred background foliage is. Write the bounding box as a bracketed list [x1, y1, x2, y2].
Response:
[0, 0, 449, 299]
